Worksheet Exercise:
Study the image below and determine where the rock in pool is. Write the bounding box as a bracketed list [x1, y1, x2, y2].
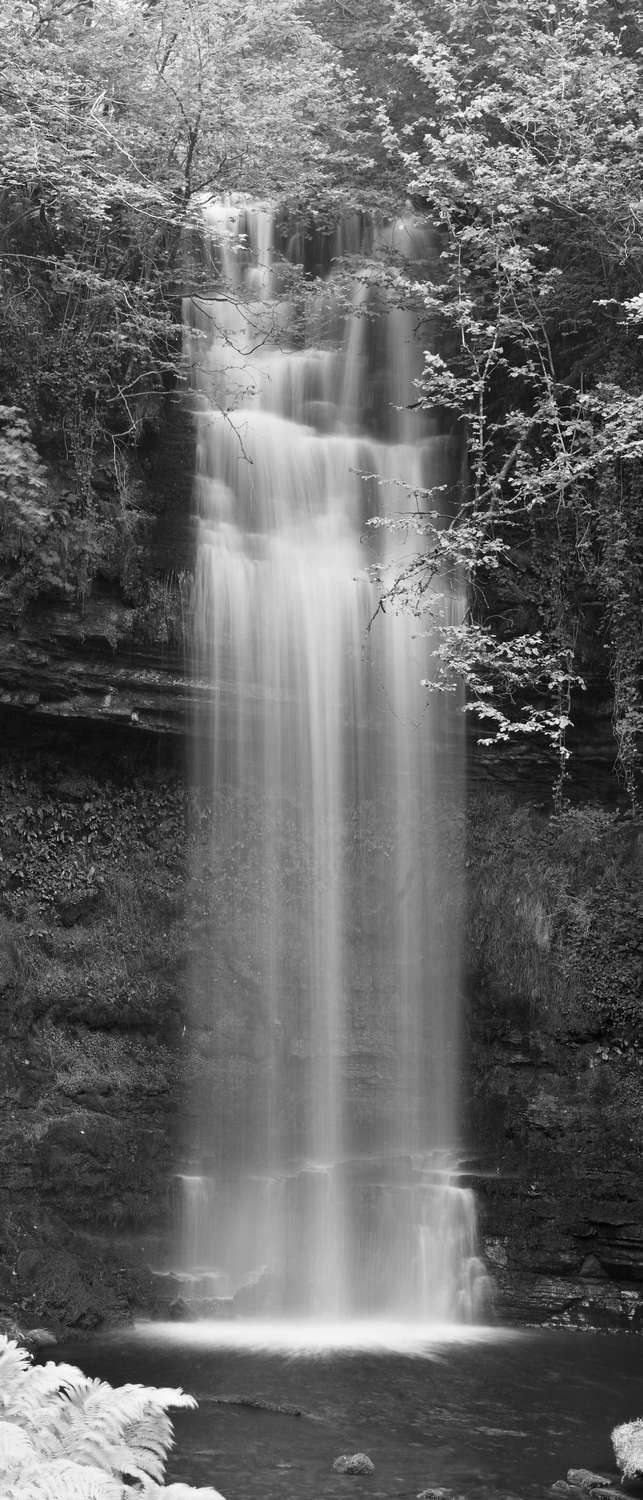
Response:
[333, 1453, 375, 1475]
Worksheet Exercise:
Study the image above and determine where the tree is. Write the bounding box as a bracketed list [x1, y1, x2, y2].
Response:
[373, 0, 642, 800]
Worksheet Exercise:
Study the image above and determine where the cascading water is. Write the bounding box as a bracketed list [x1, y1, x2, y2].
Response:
[179, 201, 487, 1327]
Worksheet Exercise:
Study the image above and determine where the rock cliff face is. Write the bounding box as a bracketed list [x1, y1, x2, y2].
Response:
[0, 397, 196, 735]
[0, 409, 640, 1336]
[0, 726, 188, 1332]
[0, 719, 639, 1336]
[465, 796, 642, 1330]
[0, 599, 188, 735]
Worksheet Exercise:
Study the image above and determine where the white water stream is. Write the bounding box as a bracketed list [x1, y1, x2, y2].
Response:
[179, 202, 487, 1325]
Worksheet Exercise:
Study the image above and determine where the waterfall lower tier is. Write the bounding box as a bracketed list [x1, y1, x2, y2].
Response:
[173, 1156, 487, 1323]
[182, 200, 484, 1326]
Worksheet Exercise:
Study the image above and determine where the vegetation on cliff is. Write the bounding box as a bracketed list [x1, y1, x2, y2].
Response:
[0, 0, 354, 619]
[0, 0, 350, 439]
[372, 0, 642, 797]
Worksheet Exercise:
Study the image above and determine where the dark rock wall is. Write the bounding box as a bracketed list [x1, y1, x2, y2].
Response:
[0, 725, 189, 1331]
[0, 715, 640, 1335]
[0, 398, 195, 735]
[464, 793, 642, 1330]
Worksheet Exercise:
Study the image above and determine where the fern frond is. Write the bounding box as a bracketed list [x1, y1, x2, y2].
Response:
[0, 1417, 37, 1471]
[37, 1380, 142, 1474]
[31, 1377, 196, 1480]
[0, 1336, 32, 1366]
[160, 1485, 228, 1499]
[115, 1386, 197, 1482]
[0, 1338, 33, 1406]
[119, 1386, 197, 1479]
[0, 1335, 209, 1498]
[112, 1410, 174, 1483]
[0, 1341, 89, 1438]
[5, 1456, 124, 1499]
[123, 1389, 197, 1413]
[138, 1486, 227, 1500]
[13, 1370, 90, 1431]
[28, 1361, 91, 1398]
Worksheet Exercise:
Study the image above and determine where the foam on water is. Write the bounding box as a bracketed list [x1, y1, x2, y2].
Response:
[131, 1319, 515, 1357]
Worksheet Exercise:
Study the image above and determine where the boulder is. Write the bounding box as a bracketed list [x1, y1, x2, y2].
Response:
[566, 1470, 612, 1492]
[168, 1296, 195, 1321]
[333, 1454, 375, 1475]
[24, 1327, 57, 1348]
[590, 1491, 633, 1500]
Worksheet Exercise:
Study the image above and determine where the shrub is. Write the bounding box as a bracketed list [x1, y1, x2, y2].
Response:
[612, 1419, 643, 1481]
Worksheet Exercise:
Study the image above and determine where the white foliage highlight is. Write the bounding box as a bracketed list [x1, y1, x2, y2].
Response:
[6, 1458, 124, 1500]
[0, 1420, 37, 1473]
[612, 1419, 643, 1480]
[162, 1487, 228, 1499]
[0, 1335, 221, 1500]
[145, 1488, 228, 1499]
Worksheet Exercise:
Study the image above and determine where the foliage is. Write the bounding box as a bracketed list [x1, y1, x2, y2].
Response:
[0, 1334, 224, 1499]
[613, 1418, 643, 1480]
[0, 406, 51, 536]
[37, 1022, 173, 1096]
[0, 0, 352, 516]
[373, 0, 643, 798]
[0, 400, 147, 612]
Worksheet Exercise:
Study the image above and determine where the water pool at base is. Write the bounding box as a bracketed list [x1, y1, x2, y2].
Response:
[54, 1324, 642, 1500]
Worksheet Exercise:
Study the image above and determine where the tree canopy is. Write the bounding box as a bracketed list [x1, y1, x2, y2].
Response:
[0, 0, 353, 454]
[0, 0, 358, 611]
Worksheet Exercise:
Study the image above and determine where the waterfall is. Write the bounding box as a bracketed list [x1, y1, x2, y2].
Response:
[180, 200, 486, 1326]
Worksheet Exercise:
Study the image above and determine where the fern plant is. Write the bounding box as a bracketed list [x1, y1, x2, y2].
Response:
[0, 1336, 225, 1500]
